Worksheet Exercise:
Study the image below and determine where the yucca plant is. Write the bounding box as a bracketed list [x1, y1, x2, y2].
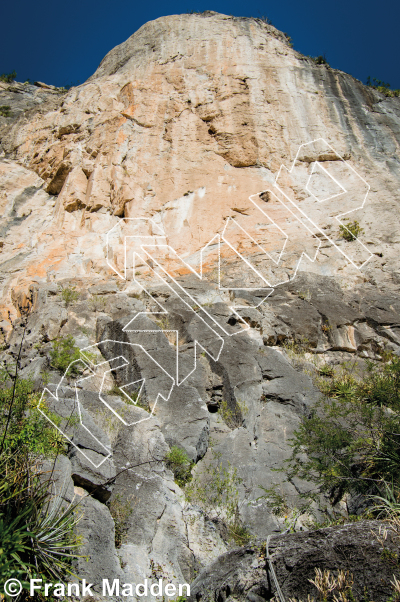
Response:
[29, 480, 83, 581]
[368, 480, 400, 517]
[0, 452, 83, 599]
[0, 451, 83, 599]
[0, 343, 84, 599]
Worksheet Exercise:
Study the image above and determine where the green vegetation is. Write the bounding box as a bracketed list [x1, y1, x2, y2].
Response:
[0, 369, 65, 456]
[155, 314, 171, 330]
[89, 294, 107, 312]
[50, 335, 83, 374]
[339, 219, 364, 242]
[310, 54, 329, 66]
[318, 364, 335, 377]
[283, 32, 293, 48]
[257, 15, 273, 25]
[185, 452, 250, 545]
[57, 81, 80, 92]
[218, 398, 248, 429]
[0, 454, 81, 593]
[107, 494, 133, 548]
[0, 105, 11, 117]
[298, 289, 311, 301]
[107, 383, 150, 411]
[0, 365, 81, 597]
[281, 335, 311, 358]
[59, 285, 79, 307]
[0, 70, 16, 83]
[285, 356, 400, 506]
[288, 565, 400, 601]
[366, 76, 400, 98]
[165, 446, 194, 487]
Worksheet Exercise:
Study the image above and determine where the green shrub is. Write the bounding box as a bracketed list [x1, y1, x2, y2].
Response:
[285, 357, 400, 505]
[59, 285, 79, 307]
[0, 365, 82, 595]
[89, 294, 107, 312]
[0, 71, 16, 83]
[366, 76, 400, 98]
[0, 370, 65, 456]
[227, 518, 251, 545]
[257, 15, 273, 25]
[218, 398, 248, 429]
[312, 54, 329, 65]
[281, 335, 311, 358]
[339, 219, 364, 241]
[0, 105, 11, 117]
[0, 452, 81, 595]
[165, 446, 194, 487]
[283, 32, 293, 47]
[107, 384, 149, 411]
[185, 452, 250, 544]
[58, 80, 80, 91]
[50, 335, 82, 374]
[108, 493, 133, 548]
[318, 364, 335, 377]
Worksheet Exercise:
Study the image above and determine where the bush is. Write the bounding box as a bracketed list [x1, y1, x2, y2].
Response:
[165, 446, 194, 487]
[285, 357, 400, 505]
[339, 219, 364, 242]
[0, 452, 81, 595]
[107, 384, 149, 411]
[318, 364, 335, 377]
[0, 366, 81, 596]
[88, 294, 107, 312]
[0, 71, 16, 83]
[257, 15, 273, 25]
[0, 105, 11, 117]
[218, 398, 248, 429]
[50, 335, 82, 374]
[311, 54, 329, 65]
[59, 285, 79, 307]
[0, 370, 65, 456]
[283, 32, 293, 48]
[185, 452, 250, 544]
[366, 76, 400, 98]
[108, 494, 133, 548]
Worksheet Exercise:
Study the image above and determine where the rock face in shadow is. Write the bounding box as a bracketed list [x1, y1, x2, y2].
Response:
[189, 521, 400, 602]
[1, 270, 399, 594]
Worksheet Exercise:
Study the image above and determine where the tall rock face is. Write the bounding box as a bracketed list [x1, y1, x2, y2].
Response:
[1, 11, 400, 322]
[1, 12, 400, 600]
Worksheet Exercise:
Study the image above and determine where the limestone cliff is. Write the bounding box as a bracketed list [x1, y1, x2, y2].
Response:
[1, 11, 400, 601]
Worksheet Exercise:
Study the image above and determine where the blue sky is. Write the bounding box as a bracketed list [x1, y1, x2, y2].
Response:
[1, 0, 399, 90]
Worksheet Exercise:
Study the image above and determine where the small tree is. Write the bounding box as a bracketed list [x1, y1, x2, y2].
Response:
[285, 357, 400, 505]
[59, 285, 79, 307]
[0, 71, 16, 83]
[165, 446, 194, 487]
[50, 335, 82, 374]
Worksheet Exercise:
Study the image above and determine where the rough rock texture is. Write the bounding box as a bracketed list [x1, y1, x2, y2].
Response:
[1, 10, 400, 600]
[0, 80, 63, 128]
[189, 521, 400, 602]
[0, 12, 400, 326]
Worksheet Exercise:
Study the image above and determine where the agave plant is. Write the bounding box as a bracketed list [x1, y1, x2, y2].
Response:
[368, 480, 400, 517]
[0, 451, 83, 599]
[29, 477, 83, 581]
